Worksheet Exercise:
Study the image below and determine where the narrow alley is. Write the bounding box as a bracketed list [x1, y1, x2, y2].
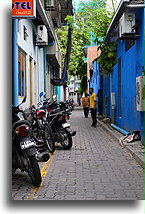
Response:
[12, 109, 144, 200]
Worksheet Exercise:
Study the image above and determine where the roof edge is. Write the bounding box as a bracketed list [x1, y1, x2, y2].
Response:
[104, 0, 130, 43]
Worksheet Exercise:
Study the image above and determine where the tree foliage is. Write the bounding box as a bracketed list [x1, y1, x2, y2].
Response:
[76, 0, 117, 74]
[56, 19, 90, 77]
[80, 75, 88, 93]
[98, 42, 117, 74]
[56, 0, 117, 90]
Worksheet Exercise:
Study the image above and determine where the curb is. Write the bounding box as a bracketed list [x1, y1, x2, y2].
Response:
[97, 119, 144, 168]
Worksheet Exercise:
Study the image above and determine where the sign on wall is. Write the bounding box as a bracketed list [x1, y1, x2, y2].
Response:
[12, 0, 36, 18]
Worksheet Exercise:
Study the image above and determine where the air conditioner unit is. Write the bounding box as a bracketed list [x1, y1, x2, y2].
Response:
[119, 12, 135, 38]
[45, 0, 55, 11]
[136, 76, 144, 111]
[36, 25, 48, 45]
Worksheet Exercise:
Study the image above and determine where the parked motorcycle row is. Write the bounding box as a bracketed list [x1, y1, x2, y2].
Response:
[12, 97, 75, 187]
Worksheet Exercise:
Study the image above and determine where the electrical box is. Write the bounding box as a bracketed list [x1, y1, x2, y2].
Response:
[36, 25, 48, 45]
[111, 92, 115, 107]
[119, 12, 135, 37]
[104, 96, 108, 107]
[136, 76, 144, 111]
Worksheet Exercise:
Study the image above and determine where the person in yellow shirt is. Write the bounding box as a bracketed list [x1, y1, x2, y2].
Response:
[82, 93, 89, 118]
[89, 88, 97, 127]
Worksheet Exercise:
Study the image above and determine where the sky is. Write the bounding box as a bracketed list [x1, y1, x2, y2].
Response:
[73, 0, 122, 12]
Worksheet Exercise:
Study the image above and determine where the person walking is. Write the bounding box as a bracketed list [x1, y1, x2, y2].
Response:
[82, 93, 89, 118]
[89, 88, 97, 127]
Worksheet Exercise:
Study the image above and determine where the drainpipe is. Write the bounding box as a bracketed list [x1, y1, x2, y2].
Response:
[143, 5, 145, 145]
[111, 123, 130, 135]
[12, 19, 18, 106]
[37, 47, 40, 101]
[43, 48, 46, 93]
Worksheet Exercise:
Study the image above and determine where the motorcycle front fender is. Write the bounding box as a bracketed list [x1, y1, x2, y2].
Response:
[65, 127, 76, 136]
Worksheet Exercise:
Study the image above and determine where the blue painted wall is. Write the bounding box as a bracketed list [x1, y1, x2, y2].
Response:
[89, 60, 102, 112]
[56, 86, 61, 101]
[12, 19, 18, 106]
[90, 60, 100, 94]
[106, 8, 144, 142]
[88, 8, 144, 142]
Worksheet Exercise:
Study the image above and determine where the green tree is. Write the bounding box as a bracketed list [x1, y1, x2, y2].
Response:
[56, 0, 117, 90]
[75, 0, 117, 74]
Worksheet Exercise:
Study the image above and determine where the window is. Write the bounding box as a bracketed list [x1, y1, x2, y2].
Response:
[33, 30, 37, 45]
[18, 19, 21, 33]
[125, 40, 135, 52]
[118, 57, 122, 117]
[23, 25, 28, 41]
[18, 49, 26, 97]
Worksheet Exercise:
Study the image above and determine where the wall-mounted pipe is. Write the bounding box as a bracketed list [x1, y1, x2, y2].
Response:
[43, 48, 46, 93]
[111, 123, 130, 135]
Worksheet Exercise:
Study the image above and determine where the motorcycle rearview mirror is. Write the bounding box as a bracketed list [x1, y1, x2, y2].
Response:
[22, 96, 26, 103]
[17, 96, 26, 108]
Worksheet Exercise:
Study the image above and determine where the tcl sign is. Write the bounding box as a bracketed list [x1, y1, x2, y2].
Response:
[12, 0, 36, 18]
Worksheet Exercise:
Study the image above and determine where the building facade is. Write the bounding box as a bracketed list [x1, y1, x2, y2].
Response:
[12, 0, 73, 108]
[87, 0, 144, 142]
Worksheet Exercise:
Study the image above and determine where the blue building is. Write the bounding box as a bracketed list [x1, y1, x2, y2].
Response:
[105, 0, 144, 142]
[90, 0, 144, 142]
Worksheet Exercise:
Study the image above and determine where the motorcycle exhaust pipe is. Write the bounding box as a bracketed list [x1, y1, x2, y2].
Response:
[65, 128, 76, 136]
[70, 131, 76, 136]
[36, 151, 50, 162]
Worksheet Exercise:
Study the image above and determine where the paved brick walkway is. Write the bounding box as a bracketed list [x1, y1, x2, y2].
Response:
[12, 110, 144, 200]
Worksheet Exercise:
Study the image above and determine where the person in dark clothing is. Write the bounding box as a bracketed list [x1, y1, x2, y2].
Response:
[97, 89, 102, 115]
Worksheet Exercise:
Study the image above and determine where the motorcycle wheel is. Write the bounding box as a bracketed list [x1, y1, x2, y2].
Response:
[26, 154, 42, 187]
[60, 130, 72, 150]
[44, 124, 55, 154]
[32, 125, 45, 143]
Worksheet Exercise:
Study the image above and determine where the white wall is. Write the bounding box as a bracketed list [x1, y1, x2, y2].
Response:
[17, 19, 44, 109]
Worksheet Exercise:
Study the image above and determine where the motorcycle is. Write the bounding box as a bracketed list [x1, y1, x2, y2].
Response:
[31, 99, 76, 150]
[29, 105, 55, 155]
[47, 109, 76, 150]
[12, 97, 42, 186]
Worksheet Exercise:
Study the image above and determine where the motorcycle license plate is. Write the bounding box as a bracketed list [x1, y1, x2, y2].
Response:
[20, 140, 36, 150]
[62, 123, 70, 128]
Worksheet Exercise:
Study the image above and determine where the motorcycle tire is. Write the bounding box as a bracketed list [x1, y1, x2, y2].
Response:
[32, 125, 45, 143]
[44, 124, 55, 154]
[60, 130, 72, 150]
[26, 154, 42, 187]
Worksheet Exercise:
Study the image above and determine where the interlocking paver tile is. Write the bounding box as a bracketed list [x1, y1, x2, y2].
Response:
[12, 110, 144, 200]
